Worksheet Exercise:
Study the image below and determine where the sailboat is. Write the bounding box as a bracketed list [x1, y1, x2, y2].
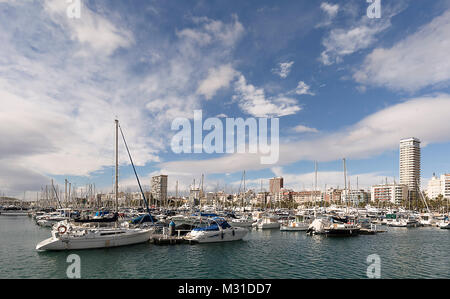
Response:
[36, 120, 153, 251]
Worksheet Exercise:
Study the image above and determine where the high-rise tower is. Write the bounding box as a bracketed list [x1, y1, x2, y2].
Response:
[399, 138, 421, 200]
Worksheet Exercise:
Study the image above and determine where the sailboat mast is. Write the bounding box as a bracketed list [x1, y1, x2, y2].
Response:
[343, 158, 347, 205]
[115, 119, 119, 213]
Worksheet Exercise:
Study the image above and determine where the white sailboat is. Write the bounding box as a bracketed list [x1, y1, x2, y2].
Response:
[36, 120, 153, 251]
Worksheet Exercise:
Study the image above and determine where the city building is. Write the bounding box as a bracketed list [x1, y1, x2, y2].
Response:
[342, 189, 371, 205]
[399, 137, 421, 200]
[443, 174, 450, 199]
[269, 177, 283, 194]
[292, 191, 321, 204]
[426, 173, 450, 199]
[371, 184, 408, 205]
[151, 175, 168, 207]
[426, 174, 442, 199]
[321, 188, 343, 202]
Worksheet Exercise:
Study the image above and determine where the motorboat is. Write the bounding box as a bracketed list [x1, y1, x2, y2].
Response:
[184, 217, 248, 243]
[388, 215, 420, 227]
[325, 216, 360, 236]
[280, 214, 310, 231]
[0, 206, 29, 216]
[253, 215, 280, 229]
[230, 215, 254, 228]
[439, 221, 450, 229]
[36, 220, 153, 251]
[306, 216, 360, 236]
[419, 213, 437, 227]
[306, 217, 330, 235]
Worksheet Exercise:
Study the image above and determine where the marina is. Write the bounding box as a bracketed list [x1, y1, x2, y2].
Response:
[0, 215, 449, 279]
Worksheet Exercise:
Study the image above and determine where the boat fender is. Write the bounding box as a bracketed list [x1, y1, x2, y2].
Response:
[232, 229, 235, 236]
[57, 225, 67, 234]
[221, 232, 224, 239]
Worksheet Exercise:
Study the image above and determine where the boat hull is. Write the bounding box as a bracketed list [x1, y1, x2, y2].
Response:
[36, 229, 152, 251]
[280, 223, 309, 231]
[185, 228, 248, 243]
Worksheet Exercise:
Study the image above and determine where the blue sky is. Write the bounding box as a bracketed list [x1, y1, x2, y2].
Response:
[1, 0, 450, 198]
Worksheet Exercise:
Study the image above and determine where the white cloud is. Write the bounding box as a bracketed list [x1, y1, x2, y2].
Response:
[197, 64, 237, 99]
[354, 9, 450, 92]
[295, 81, 315, 96]
[177, 14, 244, 48]
[233, 74, 301, 117]
[160, 93, 450, 175]
[43, 0, 134, 56]
[0, 3, 245, 195]
[272, 61, 294, 78]
[319, 3, 405, 65]
[316, 2, 339, 28]
[293, 125, 319, 133]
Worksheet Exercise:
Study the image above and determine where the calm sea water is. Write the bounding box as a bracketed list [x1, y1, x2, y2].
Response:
[0, 216, 449, 279]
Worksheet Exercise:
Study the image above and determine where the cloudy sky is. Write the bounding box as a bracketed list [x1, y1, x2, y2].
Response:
[1, 0, 450, 198]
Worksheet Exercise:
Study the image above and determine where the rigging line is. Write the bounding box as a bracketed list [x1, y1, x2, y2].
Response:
[118, 123, 153, 224]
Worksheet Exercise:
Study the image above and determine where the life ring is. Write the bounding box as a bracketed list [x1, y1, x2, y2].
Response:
[58, 225, 67, 234]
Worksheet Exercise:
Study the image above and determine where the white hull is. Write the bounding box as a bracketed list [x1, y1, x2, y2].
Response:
[230, 220, 254, 228]
[439, 222, 450, 229]
[280, 223, 309, 231]
[36, 229, 152, 251]
[257, 222, 280, 229]
[0, 211, 29, 216]
[185, 227, 248, 243]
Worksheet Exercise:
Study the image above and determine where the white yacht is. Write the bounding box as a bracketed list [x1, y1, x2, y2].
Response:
[184, 217, 248, 243]
[230, 215, 254, 228]
[253, 215, 280, 229]
[36, 221, 153, 251]
[280, 214, 310, 231]
[419, 213, 437, 226]
[438, 217, 450, 229]
[306, 217, 330, 235]
[388, 216, 420, 228]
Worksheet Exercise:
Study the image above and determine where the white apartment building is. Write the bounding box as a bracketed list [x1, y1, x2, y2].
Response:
[399, 138, 421, 199]
[371, 184, 408, 205]
[342, 189, 370, 205]
[426, 173, 450, 199]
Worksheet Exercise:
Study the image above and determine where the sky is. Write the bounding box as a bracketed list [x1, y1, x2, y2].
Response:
[1, 0, 450, 199]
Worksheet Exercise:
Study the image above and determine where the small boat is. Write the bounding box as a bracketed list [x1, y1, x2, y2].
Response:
[280, 214, 310, 231]
[388, 216, 420, 227]
[438, 220, 450, 229]
[306, 217, 330, 235]
[231, 216, 254, 228]
[253, 215, 280, 229]
[325, 216, 360, 236]
[36, 221, 153, 251]
[419, 213, 437, 227]
[184, 217, 248, 243]
[0, 206, 29, 216]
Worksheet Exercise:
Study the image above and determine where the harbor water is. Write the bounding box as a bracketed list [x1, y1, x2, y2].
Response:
[1, 216, 449, 279]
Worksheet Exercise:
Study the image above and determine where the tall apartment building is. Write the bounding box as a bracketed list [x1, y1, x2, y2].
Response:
[151, 175, 168, 207]
[269, 177, 283, 195]
[399, 138, 421, 200]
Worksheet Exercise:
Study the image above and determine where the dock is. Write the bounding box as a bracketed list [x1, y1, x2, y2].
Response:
[150, 234, 189, 245]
